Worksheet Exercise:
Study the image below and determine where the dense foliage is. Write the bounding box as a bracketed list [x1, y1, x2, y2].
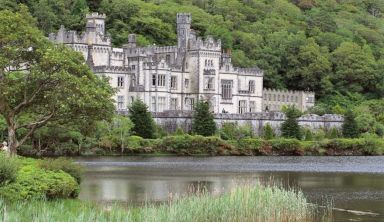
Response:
[192, 101, 217, 136]
[342, 110, 360, 138]
[0, 156, 80, 201]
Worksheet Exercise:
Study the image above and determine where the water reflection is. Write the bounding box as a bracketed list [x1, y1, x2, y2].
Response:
[77, 156, 384, 222]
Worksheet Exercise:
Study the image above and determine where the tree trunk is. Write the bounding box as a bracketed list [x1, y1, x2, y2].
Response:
[7, 124, 19, 156]
[121, 132, 124, 154]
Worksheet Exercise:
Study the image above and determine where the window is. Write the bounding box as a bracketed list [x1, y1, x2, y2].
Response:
[291, 96, 294, 102]
[117, 95, 124, 110]
[131, 65, 135, 70]
[170, 98, 178, 110]
[152, 74, 156, 86]
[185, 98, 194, 110]
[273, 95, 276, 101]
[158, 75, 165, 86]
[248, 80, 255, 93]
[295, 96, 298, 102]
[282, 95, 285, 102]
[151, 96, 156, 112]
[166, 54, 171, 64]
[278, 95, 281, 101]
[205, 77, 214, 90]
[185, 79, 190, 88]
[238, 100, 247, 114]
[117, 76, 124, 88]
[221, 80, 233, 99]
[249, 101, 256, 113]
[225, 65, 229, 71]
[158, 97, 166, 112]
[171, 76, 177, 89]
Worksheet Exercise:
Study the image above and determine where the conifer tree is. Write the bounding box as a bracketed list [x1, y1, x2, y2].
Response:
[281, 106, 302, 139]
[192, 100, 217, 136]
[128, 100, 155, 139]
[263, 123, 275, 140]
[342, 110, 359, 138]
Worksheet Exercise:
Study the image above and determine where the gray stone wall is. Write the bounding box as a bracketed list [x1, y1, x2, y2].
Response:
[152, 111, 344, 135]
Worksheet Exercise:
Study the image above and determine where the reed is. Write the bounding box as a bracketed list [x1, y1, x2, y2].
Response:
[0, 183, 328, 222]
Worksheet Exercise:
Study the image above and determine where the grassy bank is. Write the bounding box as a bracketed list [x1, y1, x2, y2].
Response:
[19, 135, 384, 157]
[0, 184, 327, 222]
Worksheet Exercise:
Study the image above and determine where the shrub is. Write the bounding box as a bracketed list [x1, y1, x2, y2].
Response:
[270, 138, 303, 155]
[313, 129, 326, 141]
[237, 138, 264, 152]
[302, 128, 313, 141]
[155, 135, 232, 155]
[125, 135, 145, 150]
[39, 158, 83, 184]
[262, 123, 275, 140]
[174, 127, 185, 135]
[0, 154, 19, 186]
[327, 127, 340, 139]
[0, 165, 79, 201]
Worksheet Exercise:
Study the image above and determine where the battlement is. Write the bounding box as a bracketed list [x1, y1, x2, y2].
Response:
[49, 25, 111, 46]
[190, 36, 221, 51]
[176, 13, 191, 24]
[233, 67, 263, 76]
[93, 65, 131, 74]
[86, 12, 106, 19]
[263, 88, 314, 95]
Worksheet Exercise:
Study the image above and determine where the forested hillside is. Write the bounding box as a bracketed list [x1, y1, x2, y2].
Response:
[1, 0, 384, 109]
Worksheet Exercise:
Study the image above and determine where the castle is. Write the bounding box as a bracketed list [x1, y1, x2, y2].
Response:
[50, 12, 314, 113]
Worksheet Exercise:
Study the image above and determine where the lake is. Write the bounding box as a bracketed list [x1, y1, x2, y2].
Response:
[76, 156, 384, 222]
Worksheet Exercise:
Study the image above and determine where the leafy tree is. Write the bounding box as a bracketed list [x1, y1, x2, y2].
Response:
[111, 115, 134, 153]
[128, 99, 155, 139]
[192, 100, 216, 136]
[262, 123, 275, 140]
[331, 42, 377, 94]
[281, 105, 302, 139]
[342, 110, 360, 138]
[0, 8, 115, 155]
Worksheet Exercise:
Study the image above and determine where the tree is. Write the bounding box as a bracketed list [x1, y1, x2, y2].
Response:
[128, 99, 155, 139]
[192, 100, 216, 136]
[331, 42, 377, 94]
[0, 8, 115, 156]
[281, 105, 302, 139]
[285, 38, 331, 95]
[111, 115, 134, 153]
[342, 110, 360, 138]
[262, 123, 275, 140]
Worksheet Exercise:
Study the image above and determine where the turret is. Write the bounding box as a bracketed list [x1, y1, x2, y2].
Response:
[86, 12, 106, 36]
[176, 13, 191, 50]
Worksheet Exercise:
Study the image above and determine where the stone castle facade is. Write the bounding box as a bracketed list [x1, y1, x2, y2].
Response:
[50, 12, 313, 114]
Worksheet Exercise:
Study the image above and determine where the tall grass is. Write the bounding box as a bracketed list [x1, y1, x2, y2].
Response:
[0, 183, 328, 222]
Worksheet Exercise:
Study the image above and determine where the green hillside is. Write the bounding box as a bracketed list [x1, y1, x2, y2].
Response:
[2, 0, 384, 107]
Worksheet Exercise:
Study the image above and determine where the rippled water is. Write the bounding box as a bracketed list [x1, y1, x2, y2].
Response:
[76, 156, 384, 222]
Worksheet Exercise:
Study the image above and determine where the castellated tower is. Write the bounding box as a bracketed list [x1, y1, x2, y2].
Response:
[176, 13, 191, 49]
[86, 12, 106, 36]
